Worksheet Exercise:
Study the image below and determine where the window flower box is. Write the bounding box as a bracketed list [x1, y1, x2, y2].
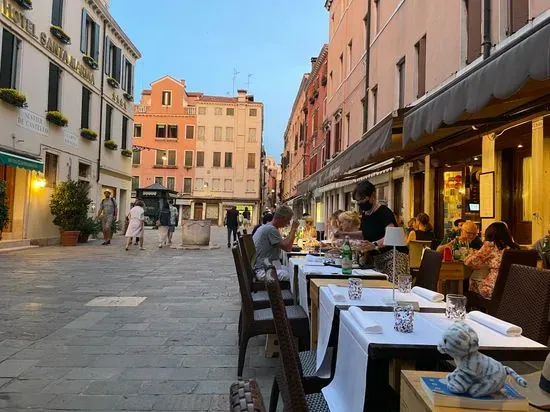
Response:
[120, 149, 133, 158]
[80, 128, 97, 141]
[82, 55, 98, 70]
[104, 140, 118, 150]
[0, 88, 27, 108]
[46, 111, 68, 127]
[50, 26, 71, 45]
[107, 77, 119, 89]
[14, 0, 32, 10]
[123, 92, 133, 101]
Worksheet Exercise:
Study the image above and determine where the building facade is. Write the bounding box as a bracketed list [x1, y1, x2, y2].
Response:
[0, 0, 140, 244]
[262, 155, 281, 212]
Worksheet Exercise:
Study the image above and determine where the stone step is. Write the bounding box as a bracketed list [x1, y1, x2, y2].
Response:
[0, 245, 39, 253]
[0, 239, 31, 250]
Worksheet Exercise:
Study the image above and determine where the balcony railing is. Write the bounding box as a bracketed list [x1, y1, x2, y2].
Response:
[185, 106, 196, 115]
[136, 105, 148, 113]
[153, 164, 178, 169]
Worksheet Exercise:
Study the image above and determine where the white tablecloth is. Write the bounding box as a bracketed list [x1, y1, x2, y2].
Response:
[316, 286, 446, 375]
[287, 257, 306, 295]
[322, 311, 546, 412]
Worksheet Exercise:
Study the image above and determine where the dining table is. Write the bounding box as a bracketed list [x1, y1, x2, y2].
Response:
[437, 261, 471, 294]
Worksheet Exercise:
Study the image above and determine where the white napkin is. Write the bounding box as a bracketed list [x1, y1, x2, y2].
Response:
[305, 254, 325, 264]
[412, 286, 444, 302]
[353, 269, 388, 278]
[467, 311, 523, 337]
[349, 306, 382, 333]
[327, 284, 346, 302]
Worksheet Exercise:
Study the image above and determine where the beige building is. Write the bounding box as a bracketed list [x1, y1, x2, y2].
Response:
[193, 90, 263, 225]
[262, 155, 281, 211]
[0, 0, 140, 244]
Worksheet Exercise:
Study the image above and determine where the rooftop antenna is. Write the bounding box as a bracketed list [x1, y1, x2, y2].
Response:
[232, 68, 240, 96]
[246, 73, 253, 91]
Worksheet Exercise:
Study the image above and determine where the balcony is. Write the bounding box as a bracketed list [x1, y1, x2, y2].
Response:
[185, 106, 196, 115]
[153, 164, 178, 169]
[136, 105, 148, 113]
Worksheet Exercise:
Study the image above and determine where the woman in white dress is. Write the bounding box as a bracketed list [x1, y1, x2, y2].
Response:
[125, 200, 145, 251]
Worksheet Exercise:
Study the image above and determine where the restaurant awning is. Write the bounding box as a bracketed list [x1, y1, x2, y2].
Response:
[296, 115, 394, 195]
[403, 13, 550, 145]
[0, 150, 43, 172]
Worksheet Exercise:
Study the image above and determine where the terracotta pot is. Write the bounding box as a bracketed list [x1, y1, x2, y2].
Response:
[60, 230, 80, 246]
[77, 233, 90, 243]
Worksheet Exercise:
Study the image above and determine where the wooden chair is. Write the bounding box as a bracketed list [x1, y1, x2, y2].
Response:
[414, 250, 443, 291]
[229, 379, 266, 412]
[408, 240, 433, 269]
[467, 249, 539, 313]
[493, 264, 550, 344]
[232, 247, 310, 377]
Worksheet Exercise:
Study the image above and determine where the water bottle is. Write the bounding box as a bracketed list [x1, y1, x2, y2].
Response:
[341, 236, 353, 275]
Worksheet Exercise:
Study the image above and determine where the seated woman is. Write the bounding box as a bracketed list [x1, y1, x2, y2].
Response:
[337, 211, 361, 234]
[406, 213, 435, 243]
[326, 210, 344, 241]
[464, 222, 520, 299]
[437, 220, 483, 252]
[303, 215, 317, 239]
[406, 217, 417, 234]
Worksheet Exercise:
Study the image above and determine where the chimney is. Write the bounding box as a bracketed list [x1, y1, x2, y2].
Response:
[237, 89, 247, 102]
[180, 79, 186, 89]
[311, 57, 318, 71]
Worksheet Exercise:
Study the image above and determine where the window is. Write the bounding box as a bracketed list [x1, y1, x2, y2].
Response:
[249, 108, 257, 117]
[508, 0, 529, 34]
[184, 151, 193, 167]
[347, 40, 353, 74]
[183, 178, 192, 194]
[247, 153, 256, 169]
[162, 90, 172, 106]
[196, 151, 204, 167]
[51, 0, 63, 26]
[155, 150, 165, 166]
[156, 124, 166, 138]
[167, 125, 178, 139]
[372, 85, 378, 124]
[156, 150, 175, 166]
[81, 87, 91, 129]
[213, 152, 221, 167]
[131, 176, 139, 191]
[155, 177, 163, 186]
[0, 29, 20, 89]
[226, 108, 234, 116]
[212, 178, 221, 191]
[415, 36, 427, 98]
[224, 179, 232, 192]
[466, 0, 482, 63]
[334, 120, 342, 153]
[195, 178, 203, 191]
[375, 0, 380, 34]
[105, 104, 113, 140]
[167, 150, 176, 166]
[225, 152, 233, 168]
[132, 150, 140, 165]
[122, 58, 133, 94]
[134, 124, 142, 137]
[246, 179, 255, 192]
[214, 126, 222, 141]
[166, 177, 175, 191]
[345, 113, 351, 147]
[248, 128, 257, 142]
[198, 107, 206, 115]
[339, 53, 343, 83]
[80, 8, 100, 64]
[185, 125, 194, 139]
[78, 162, 91, 179]
[45, 152, 58, 187]
[104, 37, 121, 82]
[47, 63, 61, 112]
[397, 57, 405, 109]
[198, 126, 205, 140]
[121, 116, 128, 149]
[214, 107, 222, 115]
[226, 127, 234, 141]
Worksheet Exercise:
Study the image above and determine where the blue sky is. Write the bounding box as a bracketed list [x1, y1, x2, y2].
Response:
[110, 0, 328, 161]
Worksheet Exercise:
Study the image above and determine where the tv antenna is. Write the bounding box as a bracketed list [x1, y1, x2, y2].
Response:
[232, 68, 240, 96]
[245, 73, 253, 91]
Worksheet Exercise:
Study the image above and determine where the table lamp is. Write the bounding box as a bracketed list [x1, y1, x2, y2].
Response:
[383, 226, 407, 303]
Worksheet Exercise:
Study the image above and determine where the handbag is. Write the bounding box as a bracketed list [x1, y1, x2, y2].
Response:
[373, 248, 409, 282]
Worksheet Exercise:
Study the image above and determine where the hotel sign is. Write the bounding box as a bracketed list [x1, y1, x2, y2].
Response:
[1, 0, 95, 85]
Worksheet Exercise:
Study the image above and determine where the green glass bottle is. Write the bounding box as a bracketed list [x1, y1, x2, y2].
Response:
[341, 236, 353, 275]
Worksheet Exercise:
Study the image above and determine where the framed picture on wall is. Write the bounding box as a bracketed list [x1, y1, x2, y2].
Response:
[479, 171, 495, 218]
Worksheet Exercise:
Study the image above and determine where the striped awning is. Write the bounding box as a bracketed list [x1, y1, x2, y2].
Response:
[0, 150, 43, 172]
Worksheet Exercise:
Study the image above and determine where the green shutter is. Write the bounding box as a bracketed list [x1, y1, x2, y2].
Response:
[80, 8, 87, 53]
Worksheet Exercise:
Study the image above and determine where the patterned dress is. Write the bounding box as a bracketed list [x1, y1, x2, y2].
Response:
[464, 241, 506, 299]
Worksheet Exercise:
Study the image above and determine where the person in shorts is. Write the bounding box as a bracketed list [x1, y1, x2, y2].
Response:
[97, 190, 117, 245]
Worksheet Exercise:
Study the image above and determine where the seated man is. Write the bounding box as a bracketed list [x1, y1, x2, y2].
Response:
[252, 205, 299, 281]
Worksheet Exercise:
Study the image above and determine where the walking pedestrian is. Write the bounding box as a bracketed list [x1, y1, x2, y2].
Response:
[168, 200, 178, 245]
[156, 203, 171, 248]
[242, 207, 251, 231]
[225, 206, 239, 248]
[125, 200, 145, 251]
[97, 190, 117, 245]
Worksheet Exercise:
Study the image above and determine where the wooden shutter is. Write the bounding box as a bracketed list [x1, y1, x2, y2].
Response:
[121, 117, 128, 149]
[81, 87, 90, 129]
[47, 64, 60, 112]
[120, 55, 126, 91]
[466, 0, 482, 63]
[80, 8, 87, 53]
[417, 36, 426, 98]
[51, 0, 63, 26]
[0, 30, 15, 89]
[113, 47, 121, 82]
[93, 22, 100, 62]
[127, 63, 133, 95]
[510, 0, 529, 34]
[104, 36, 111, 74]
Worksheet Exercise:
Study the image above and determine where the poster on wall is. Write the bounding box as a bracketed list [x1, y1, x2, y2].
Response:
[479, 172, 495, 218]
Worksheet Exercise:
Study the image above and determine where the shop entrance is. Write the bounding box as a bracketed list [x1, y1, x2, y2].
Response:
[194, 203, 203, 220]
[0, 165, 15, 233]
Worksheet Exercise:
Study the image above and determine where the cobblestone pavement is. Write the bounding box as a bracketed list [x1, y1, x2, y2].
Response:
[0, 227, 278, 411]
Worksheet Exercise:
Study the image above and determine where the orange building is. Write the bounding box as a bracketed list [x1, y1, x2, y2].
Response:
[132, 76, 197, 219]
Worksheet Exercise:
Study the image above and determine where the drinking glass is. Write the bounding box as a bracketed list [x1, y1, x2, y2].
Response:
[397, 275, 412, 293]
[394, 303, 414, 333]
[446, 294, 467, 320]
[348, 278, 362, 300]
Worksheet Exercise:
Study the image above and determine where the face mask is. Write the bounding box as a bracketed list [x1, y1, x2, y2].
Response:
[359, 200, 373, 212]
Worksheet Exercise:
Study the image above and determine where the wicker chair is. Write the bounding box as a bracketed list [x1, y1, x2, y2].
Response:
[467, 249, 539, 313]
[232, 247, 310, 377]
[265, 273, 330, 412]
[229, 379, 266, 412]
[493, 264, 550, 344]
[414, 250, 443, 291]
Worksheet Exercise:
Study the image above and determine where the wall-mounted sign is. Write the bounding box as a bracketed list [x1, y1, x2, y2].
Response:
[111, 92, 127, 111]
[17, 109, 49, 136]
[63, 130, 79, 149]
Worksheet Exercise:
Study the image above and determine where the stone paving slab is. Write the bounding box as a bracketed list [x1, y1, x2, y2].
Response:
[0, 227, 280, 411]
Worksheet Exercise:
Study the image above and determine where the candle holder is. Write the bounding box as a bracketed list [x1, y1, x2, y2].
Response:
[348, 278, 362, 300]
[394, 303, 414, 333]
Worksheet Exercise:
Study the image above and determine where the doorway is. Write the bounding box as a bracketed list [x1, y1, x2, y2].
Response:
[0, 165, 15, 233]
[194, 202, 203, 220]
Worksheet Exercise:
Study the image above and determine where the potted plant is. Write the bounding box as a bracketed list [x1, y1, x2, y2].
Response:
[14, 0, 32, 10]
[49, 180, 91, 246]
[0, 88, 27, 108]
[0, 179, 9, 241]
[46, 111, 68, 127]
[82, 55, 98, 70]
[80, 128, 97, 141]
[104, 140, 118, 150]
[77, 217, 100, 243]
[50, 26, 71, 45]
[107, 77, 119, 89]
[123, 92, 133, 101]
[120, 149, 133, 157]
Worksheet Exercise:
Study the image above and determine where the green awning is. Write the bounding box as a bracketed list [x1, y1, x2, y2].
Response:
[0, 151, 43, 172]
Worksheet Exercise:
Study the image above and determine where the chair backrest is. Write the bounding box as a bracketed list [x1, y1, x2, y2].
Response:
[409, 240, 433, 269]
[488, 249, 539, 313]
[265, 267, 308, 412]
[231, 247, 255, 326]
[238, 235, 258, 291]
[241, 234, 257, 264]
[415, 249, 443, 291]
[494, 264, 550, 344]
[543, 251, 550, 270]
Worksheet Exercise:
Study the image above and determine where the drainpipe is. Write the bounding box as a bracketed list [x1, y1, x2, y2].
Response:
[96, 18, 107, 183]
[362, 0, 372, 133]
[482, 0, 491, 58]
